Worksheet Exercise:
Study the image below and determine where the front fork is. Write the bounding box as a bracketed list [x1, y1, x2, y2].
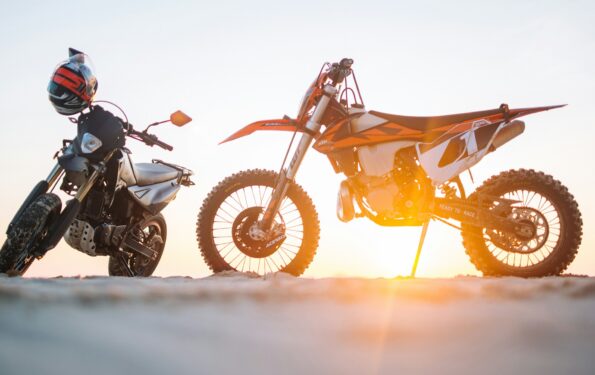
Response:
[6, 163, 64, 234]
[259, 85, 337, 231]
[39, 151, 114, 253]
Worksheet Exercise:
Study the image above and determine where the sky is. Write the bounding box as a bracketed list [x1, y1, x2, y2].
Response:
[0, 0, 593, 278]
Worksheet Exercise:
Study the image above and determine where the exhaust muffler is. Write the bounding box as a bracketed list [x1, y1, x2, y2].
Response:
[491, 120, 525, 151]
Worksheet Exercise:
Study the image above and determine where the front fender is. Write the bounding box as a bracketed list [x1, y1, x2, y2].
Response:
[220, 118, 305, 144]
[58, 153, 89, 173]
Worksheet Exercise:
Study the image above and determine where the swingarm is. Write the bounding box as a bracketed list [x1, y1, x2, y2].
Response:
[432, 196, 534, 238]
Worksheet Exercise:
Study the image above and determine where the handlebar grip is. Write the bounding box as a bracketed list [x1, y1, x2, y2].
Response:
[156, 141, 173, 151]
[147, 134, 173, 151]
[128, 127, 173, 151]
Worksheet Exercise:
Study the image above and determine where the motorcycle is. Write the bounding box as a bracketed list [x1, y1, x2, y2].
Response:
[197, 58, 582, 277]
[0, 105, 194, 276]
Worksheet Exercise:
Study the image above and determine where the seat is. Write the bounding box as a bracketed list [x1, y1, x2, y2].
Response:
[369, 108, 503, 132]
[133, 163, 181, 186]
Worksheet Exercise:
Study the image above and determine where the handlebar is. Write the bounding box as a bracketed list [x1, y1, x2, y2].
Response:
[328, 57, 354, 86]
[339, 58, 353, 69]
[127, 126, 173, 151]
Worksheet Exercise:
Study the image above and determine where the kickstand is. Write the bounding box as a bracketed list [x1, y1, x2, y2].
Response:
[410, 220, 430, 278]
[118, 255, 135, 277]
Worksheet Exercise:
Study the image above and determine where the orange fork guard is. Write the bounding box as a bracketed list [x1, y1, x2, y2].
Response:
[220, 118, 305, 144]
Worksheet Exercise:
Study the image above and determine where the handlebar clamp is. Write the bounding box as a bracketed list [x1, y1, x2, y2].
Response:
[328, 57, 354, 85]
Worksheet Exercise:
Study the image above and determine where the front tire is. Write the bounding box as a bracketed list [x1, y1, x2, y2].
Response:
[0, 194, 62, 275]
[461, 169, 583, 277]
[197, 169, 320, 276]
[108, 214, 167, 277]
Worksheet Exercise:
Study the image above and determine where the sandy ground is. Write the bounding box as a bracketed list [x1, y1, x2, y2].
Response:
[0, 273, 594, 375]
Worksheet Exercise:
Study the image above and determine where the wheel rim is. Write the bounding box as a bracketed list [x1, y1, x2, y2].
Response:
[212, 185, 304, 274]
[484, 189, 562, 269]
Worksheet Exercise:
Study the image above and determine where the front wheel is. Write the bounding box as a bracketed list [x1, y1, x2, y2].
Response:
[0, 193, 62, 275]
[461, 169, 583, 277]
[197, 169, 320, 276]
[108, 214, 167, 277]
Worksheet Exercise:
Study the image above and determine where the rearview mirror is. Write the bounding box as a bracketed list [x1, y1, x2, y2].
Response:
[170, 111, 192, 127]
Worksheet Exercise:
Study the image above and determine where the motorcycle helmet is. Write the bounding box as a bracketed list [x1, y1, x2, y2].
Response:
[48, 48, 98, 115]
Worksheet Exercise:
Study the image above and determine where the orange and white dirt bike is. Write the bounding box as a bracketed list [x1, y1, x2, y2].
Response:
[197, 58, 583, 277]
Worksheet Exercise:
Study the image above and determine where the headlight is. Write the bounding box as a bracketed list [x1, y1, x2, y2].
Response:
[80, 132, 102, 154]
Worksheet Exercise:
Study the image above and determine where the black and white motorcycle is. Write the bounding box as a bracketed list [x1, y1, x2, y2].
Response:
[0, 105, 194, 276]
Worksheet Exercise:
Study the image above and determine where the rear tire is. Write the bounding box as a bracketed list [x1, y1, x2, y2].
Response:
[197, 169, 320, 276]
[108, 214, 167, 277]
[0, 194, 62, 276]
[461, 169, 582, 277]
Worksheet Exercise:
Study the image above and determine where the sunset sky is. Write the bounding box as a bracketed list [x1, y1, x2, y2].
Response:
[0, 0, 593, 278]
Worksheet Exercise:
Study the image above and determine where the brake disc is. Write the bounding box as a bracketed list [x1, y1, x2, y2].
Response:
[231, 207, 286, 258]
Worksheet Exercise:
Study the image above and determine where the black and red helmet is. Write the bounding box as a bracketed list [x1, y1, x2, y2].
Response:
[48, 48, 98, 115]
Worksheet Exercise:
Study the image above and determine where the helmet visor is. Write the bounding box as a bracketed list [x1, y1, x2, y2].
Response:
[57, 53, 97, 98]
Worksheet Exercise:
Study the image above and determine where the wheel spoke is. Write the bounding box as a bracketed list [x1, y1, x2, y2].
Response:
[206, 178, 311, 276]
[481, 187, 562, 269]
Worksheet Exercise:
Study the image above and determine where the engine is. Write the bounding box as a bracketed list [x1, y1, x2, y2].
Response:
[354, 148, 428, 219]
[64, 219, 128, 256]
[358, 182, 415, 219]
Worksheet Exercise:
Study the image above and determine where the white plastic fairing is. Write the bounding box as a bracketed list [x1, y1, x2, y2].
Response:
[416, 121, 517, 185]
[357, 141, 415, 176]
[350, 113, 386, 132]
[128, 179, 181, 213]
[350, 112, 415, 176]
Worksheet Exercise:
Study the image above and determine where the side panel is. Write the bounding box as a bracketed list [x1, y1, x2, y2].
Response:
[417, 120, 525, 185]
[357, 141, 416, 176]
[351, 112, 391, 132]
[314, 112, 427, 153]
[128, 179, 181, 214]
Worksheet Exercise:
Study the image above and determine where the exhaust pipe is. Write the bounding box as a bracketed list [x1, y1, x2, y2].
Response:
[491, 120, 525, 151]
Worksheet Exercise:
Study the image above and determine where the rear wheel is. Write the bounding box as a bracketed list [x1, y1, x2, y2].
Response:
[197, 169, 320, 276]
[0, 194, 62, 276]
[108, 214, 167, 277]
[461, 169, 582, 277]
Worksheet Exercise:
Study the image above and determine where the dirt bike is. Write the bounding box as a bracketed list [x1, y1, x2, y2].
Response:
[197, 58, 582, 277]
[0, 105, 194, 276]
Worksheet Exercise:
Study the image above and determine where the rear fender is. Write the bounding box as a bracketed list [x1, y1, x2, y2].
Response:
[220, 118, 304, 144]
[506, 104, 566, 121]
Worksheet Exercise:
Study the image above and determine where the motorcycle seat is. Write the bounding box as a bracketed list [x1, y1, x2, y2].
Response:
[369, 108, 503, 132]
[133, 163, 181, 186]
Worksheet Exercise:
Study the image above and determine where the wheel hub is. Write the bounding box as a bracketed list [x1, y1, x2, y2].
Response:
[232, 207, 286, 258]
[488, 207, 549, 254]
